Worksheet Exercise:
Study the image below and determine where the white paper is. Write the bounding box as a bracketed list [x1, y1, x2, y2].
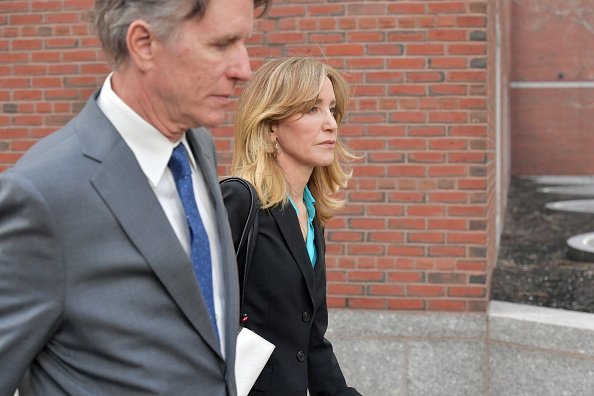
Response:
[235, 327, 275, 396]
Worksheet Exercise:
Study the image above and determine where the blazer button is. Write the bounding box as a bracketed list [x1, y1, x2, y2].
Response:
[301, 311, 311, 322]
[296, 351, 306, 362]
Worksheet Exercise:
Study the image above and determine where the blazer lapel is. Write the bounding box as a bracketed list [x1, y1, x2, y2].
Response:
[77, 98, 221, 357]
[313, 220, 325, 282]
[270, 205, 316, 305]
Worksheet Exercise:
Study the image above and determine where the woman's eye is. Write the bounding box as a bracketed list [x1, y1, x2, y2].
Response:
[308, 106, 318, 113]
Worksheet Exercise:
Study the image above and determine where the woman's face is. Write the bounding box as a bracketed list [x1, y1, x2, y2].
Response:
[272, 77, 338, 176]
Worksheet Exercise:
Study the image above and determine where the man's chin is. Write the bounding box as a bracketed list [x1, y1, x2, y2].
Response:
[194, 113, 226, 129]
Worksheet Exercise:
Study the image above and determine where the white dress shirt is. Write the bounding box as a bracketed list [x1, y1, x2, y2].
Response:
[97, 74, 225, 353]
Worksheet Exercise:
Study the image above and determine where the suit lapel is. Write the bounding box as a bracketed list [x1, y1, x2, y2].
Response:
[77, 97, 222, 357]
[270, 205, 316, 305]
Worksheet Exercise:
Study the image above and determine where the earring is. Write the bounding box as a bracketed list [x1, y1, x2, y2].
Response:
[272, 139, 279, 159]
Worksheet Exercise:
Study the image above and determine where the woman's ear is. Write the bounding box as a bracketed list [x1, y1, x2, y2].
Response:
[126, 20, 155, 71]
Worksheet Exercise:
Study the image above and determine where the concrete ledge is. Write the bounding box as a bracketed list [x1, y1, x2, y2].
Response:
[328, 310, 486, 396]
[328, 309, 486, 338]
[327, 303, 594, 396]
[489, 300, 594, 356]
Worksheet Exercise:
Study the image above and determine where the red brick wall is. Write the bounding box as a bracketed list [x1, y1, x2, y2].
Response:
[1, 0, 499, 312]
[511, 0, 594, 175]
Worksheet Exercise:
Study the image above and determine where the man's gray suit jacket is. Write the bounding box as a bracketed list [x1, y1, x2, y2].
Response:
[0, 92, 239, 395]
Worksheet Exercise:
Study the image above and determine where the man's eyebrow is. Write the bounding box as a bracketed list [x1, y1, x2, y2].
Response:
[211, 34, 240, 44]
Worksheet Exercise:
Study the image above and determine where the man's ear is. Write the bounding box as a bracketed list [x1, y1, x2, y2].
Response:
[125, 20, 155, 71]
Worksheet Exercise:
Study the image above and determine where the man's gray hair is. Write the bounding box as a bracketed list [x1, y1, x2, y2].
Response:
[94, 0, 270, 67]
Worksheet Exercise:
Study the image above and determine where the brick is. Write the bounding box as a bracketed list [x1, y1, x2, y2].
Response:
[447, 232, 486, 244]
[448, 70, 486, 82]
[427, 2, 467, 13]
[348, 271, 385, 282]
[347, 298, 386, 309]
[409, 126, 446, 136]
[429, 57, 467, 69]
[0, 153, 23, 163]
[367, 72, 404, 83]
[347, 3, 386, 15]
[408, 205, 445, 217]
[388, 271, 424, 283]
[268, 5, 305, 18]
[409, 232, 444, 244]
[388, 218, 425, 230]
[347, 58, 385, 69]
[308, 4, 344, 16]
[449, 152, 486, 163]
[407, 285, 445, 297]
[456, 16, 486, 27]
[327, 297, 346, 308]
[406, 44, 445, 55]
[328, 284, 364, 295]
[46, 38, 78, 48]
[368, 231, 405, 243]
[429, 84, 467, 96]
[387, 57, 426, 69]
[429, 246, 465, 257]
[388, 31, 426, 42]
[428, 219, 467, 230]
[347, 244, 385, 256]
[388, 299, 425, 310]
[387, 138, 426, 150]
[268, 32, 305, 44]
[449, 43, 487, 55]
[327, 232, 364, 242]
[428, 165, 467, 177]
[326, 44, 365, 56]
[427, 300, 466, 311]
[448, 205, 486, 217]
[427, 272, 466, 284]
[428, 139, 467, 150]
[429, 111, 467, 123]
[388, 85, 426, 96]
[350, 218, 385, 230]
[389, 192, 425, 203]
[389, 3, 426, 13]
[387, 245, 425, 257]
[369, 284, 405, 296]
[366, 44, 403, 56]
[429, 29, 467, 41]
[428, 192, 467, 203]
[348, 31, 383, 42]
[406, 71, 444, 82]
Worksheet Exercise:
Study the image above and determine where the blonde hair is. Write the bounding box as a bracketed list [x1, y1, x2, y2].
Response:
[232, 57, 360, 226]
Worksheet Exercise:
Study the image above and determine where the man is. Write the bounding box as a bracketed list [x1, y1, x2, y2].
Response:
[0, 0, 270, 394]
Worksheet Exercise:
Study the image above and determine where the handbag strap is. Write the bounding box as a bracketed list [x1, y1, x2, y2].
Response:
[219, 177, 259, 308]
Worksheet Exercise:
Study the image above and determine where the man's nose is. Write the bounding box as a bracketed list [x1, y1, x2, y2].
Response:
[229, 45, 252, 81]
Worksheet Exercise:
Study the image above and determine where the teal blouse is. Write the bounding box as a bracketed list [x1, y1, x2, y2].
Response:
[287, 186, 317, 266]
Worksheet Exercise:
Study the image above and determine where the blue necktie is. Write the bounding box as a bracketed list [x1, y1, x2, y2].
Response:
[168, 144, 218, 337]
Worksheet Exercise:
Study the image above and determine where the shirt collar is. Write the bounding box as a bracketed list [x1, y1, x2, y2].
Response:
[97, 73, 195, 187]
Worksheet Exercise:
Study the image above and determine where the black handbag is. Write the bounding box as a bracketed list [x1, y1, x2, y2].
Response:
[219, 177, 259, 311]
[220, 177, 274, 396]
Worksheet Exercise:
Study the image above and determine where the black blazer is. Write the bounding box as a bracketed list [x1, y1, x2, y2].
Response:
[222, 181, 361, 396]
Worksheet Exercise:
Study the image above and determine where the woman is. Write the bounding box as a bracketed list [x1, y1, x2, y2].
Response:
[221, 57, 362, 396]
